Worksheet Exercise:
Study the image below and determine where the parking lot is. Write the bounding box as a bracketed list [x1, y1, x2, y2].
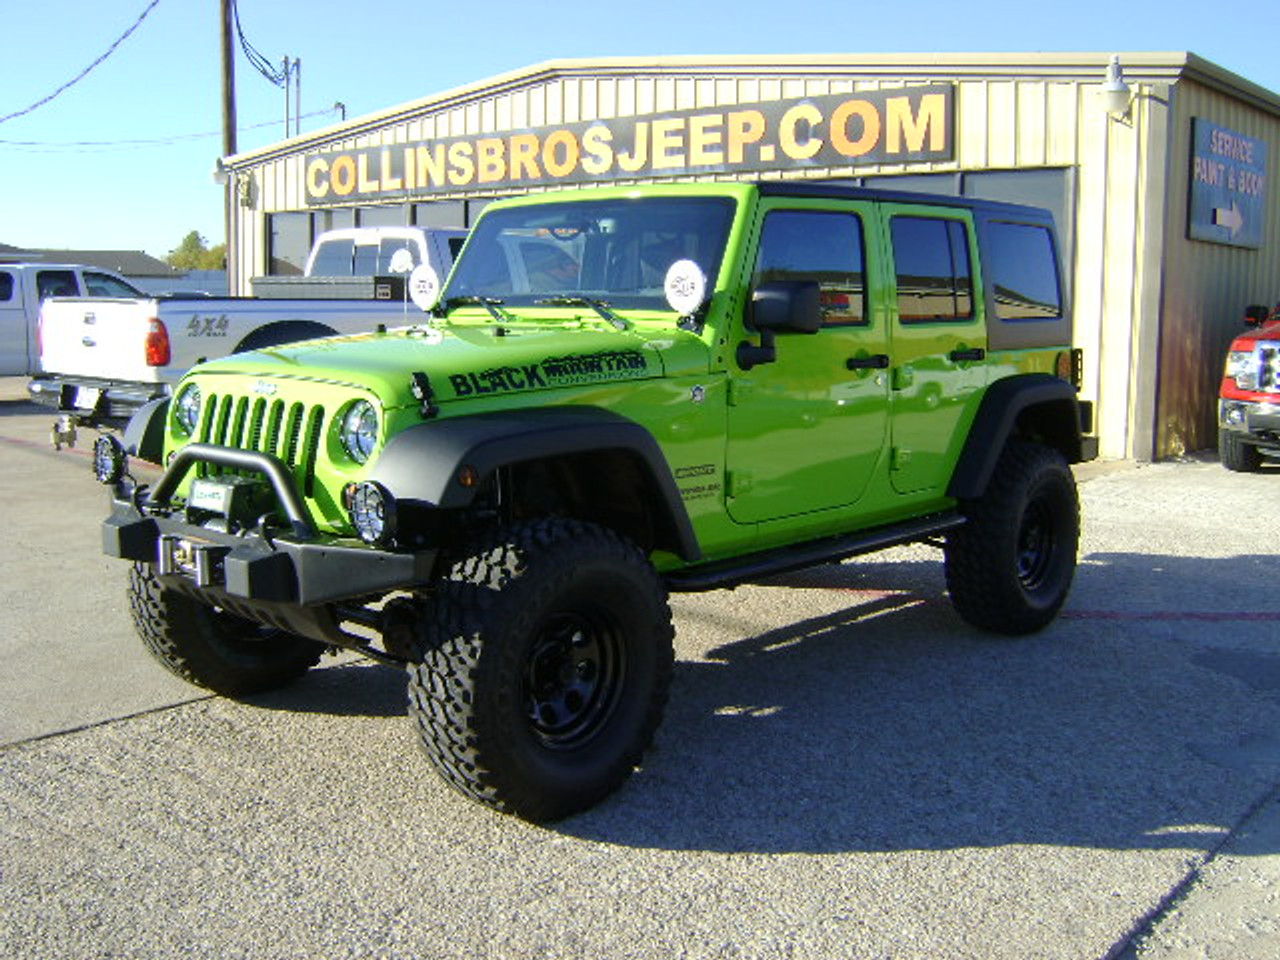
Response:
[1, 375, 1278, 960]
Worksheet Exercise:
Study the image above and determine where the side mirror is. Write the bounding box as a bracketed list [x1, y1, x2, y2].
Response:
[750, 280, 821, 333]
[737, 281, 821, 370]
[1244, 304, 1271, 328]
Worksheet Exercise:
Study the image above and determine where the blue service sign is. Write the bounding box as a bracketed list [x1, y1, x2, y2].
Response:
[1188, 118, 1268, 249]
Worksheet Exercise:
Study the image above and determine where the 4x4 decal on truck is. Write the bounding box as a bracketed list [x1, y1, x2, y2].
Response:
[97, 181, 1093, 824]
[448, 349, 650, 397]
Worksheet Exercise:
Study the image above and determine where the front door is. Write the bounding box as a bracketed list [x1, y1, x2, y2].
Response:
[725, 201, 890, 524]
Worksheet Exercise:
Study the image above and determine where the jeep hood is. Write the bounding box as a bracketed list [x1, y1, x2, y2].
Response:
[191, 321, 708, 406]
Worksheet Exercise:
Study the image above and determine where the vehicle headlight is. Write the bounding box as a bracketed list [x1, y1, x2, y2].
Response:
[174, 383, 201, 436]
[340, 399, 379, 464]
[1225, 350, 1258, 390]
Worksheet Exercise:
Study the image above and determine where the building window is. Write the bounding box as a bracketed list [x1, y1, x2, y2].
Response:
[269, 212, 311, 276]
[754, 210, 867, 325]
[356, 205, 407, 228]
[412, 201, 466, 228]
[891, 217, 973, 323]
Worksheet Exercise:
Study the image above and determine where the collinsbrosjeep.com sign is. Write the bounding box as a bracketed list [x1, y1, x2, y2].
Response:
[304, 85, 954, 203]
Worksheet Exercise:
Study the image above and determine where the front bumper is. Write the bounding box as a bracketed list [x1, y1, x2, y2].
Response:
[102, 443, 436, 607]
[1219, 397, 1280, 447]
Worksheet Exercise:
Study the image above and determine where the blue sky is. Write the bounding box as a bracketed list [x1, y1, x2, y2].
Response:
[1, 0, 1276, 259]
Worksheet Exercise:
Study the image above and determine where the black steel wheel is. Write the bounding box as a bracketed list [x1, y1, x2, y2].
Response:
[944, 441, 1080, 635]
[408, 519, 673, 822]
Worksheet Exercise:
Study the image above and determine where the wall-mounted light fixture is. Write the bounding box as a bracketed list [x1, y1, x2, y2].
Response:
[212, 158, 230, 185]
[1100, 54, 1134, 122]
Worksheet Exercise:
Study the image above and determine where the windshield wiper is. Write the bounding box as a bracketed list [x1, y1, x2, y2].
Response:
[535, 296, 629, 330]
[439, 295, 511, 324]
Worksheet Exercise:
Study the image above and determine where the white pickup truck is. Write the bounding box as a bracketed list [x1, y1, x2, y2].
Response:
[1, 262, 144, 377]
[30, 226, 466, 437]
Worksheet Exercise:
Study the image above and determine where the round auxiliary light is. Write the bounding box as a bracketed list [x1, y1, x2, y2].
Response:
[93, 434, 128, 485]
[347, 481, 395, 546]
[340, 400, 379, 464]
[174, 383, 201, 436]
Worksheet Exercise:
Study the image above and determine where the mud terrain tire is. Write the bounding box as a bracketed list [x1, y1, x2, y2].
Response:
[408, 519, 674, 822]
[129, 562, 323, 695]
[944, 441, 1080, 636]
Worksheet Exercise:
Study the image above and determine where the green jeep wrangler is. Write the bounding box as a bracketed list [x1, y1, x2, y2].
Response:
[98, 181, 1095, 821]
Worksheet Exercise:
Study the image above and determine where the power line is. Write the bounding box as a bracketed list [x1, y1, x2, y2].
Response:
[0, 0, 164, 126]
[232, 0, 288, 88]
[0, 106, 345, 153]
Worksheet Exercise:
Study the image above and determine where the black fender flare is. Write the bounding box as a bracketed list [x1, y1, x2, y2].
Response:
[123, 397, 169, 464]
[369, 407, 701, 562]
[948, 374, 1085, 500]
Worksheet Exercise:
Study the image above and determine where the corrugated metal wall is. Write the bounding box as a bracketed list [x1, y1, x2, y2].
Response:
[1155, 80, 1280, 457]
[225, 55, 1280, 461]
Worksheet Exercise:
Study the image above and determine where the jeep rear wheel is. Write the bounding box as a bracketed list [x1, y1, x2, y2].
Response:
[408, 519, 674, 822]
[128, 562, 324, 695]
[944, 441, 1080, 635]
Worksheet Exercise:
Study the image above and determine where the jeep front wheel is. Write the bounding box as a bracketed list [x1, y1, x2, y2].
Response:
[408, 519, 674, 822]
[944, 441, 1080, 635]
[128, 563, 324, 695]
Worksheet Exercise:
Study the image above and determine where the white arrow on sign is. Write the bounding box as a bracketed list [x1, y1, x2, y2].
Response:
[1214, 202, 1244, 236]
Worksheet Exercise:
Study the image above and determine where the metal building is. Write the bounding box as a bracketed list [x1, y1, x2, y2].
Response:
[219, 52, 1280, 460]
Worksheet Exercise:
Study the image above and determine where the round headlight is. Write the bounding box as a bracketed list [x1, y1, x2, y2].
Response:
[92, 434, 128, 484]
[340, 400, 379, 464]
[174, 384, 201, 436]
[347, 481, 395, 545]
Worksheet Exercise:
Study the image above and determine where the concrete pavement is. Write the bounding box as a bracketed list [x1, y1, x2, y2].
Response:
[2, 376, 1278, 959]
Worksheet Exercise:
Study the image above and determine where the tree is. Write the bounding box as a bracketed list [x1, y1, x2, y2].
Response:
[166, 230, 226, 271]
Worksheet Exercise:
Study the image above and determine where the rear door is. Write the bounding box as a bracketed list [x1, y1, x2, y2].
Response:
[883, 206, 989, 495]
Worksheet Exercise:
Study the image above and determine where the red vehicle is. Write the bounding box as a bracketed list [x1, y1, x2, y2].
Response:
[1219, 303, 1280, 471]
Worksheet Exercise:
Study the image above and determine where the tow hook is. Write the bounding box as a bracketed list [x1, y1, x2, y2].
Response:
[51, 415, 78, 451]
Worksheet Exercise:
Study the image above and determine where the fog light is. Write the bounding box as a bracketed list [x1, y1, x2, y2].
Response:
[1224, 403, 1247, 427]
[346, 481, 396, 545]
[93, 434, 128, 484]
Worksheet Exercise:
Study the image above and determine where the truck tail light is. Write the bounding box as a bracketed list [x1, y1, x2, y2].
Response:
[145, 318, 171, 367]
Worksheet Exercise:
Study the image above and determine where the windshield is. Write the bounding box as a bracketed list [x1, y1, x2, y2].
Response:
[443, 196, 735, 310]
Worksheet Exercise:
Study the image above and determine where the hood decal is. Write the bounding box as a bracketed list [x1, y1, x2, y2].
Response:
[449, 348, 650, 398]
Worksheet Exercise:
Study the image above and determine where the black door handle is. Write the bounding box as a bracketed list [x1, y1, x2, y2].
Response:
[846, 354, 890, 371]
[949, 347, 986, 363]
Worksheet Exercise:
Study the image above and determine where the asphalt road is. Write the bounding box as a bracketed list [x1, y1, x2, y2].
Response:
[1, 376, 1278, 960]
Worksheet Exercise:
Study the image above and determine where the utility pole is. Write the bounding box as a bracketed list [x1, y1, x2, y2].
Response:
[220, 0, 237, 291]
[220, 0, 236, 156]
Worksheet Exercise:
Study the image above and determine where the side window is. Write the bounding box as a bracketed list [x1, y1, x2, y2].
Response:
[36, 270, 79, 299]
[84, 272, 142, 298]
[754, 210, 867, 326]
[0, 272, 14, 302]
[987, 222, 1063, 321]
[891, 216, 973, 323]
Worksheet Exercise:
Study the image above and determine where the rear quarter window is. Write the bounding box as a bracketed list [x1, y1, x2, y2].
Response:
[0, 271, 13, 302]
[987, 222, 1063, 321]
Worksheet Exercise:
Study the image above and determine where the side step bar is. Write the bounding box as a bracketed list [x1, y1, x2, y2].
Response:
[665, 511, 965, 593]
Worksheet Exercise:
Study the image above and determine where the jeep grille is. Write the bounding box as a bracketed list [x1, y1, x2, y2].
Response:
[196, 392, 326, 497]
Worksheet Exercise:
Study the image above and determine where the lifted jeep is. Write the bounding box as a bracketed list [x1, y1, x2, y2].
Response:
[98, 181, 1095, 821]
